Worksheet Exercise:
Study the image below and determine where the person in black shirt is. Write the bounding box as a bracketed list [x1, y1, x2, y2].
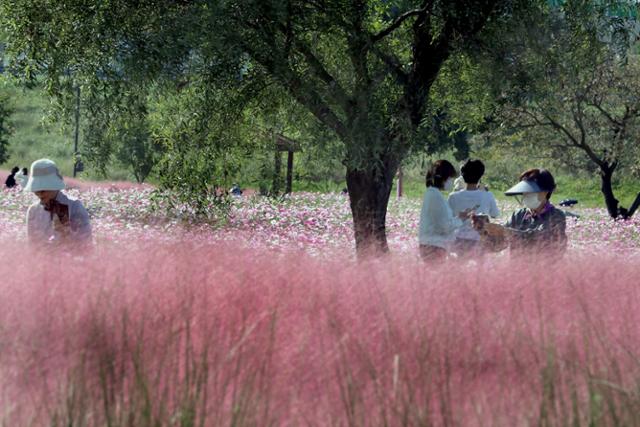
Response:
[4, 166, 20, 189]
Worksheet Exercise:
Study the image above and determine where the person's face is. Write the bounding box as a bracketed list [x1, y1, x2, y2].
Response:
[34, 190, 59, 205]
[521, 192, 548, 210]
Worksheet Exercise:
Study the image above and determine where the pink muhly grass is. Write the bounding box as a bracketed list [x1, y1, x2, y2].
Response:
[1, 241, 640, 426]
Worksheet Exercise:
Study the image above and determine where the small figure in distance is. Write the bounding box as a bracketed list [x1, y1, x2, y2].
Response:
[230, 183, 243, 196]
[4, 166, 19, 189]
[17, 167, 29, 189]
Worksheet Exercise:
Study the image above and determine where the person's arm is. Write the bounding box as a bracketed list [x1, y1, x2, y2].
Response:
[70, 202, 92, 243]
[447, 194, 458, 215]
[428, 191, 462, 235]
[26, 205, 39, 245]
[548, 211, 567, 252]
[502, 211, 542, 237]
[488, 193, 500, 218]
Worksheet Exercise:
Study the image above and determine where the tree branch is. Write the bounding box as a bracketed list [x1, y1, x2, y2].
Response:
[546, 111, 606, 169]
[293, 40, 353, 113]
[543, 113, 581, 146]
[588, 101, 623, 127]
[371, 47, 408, 87]
[370, 3, 433, 43]
[241, 40, 349, 141]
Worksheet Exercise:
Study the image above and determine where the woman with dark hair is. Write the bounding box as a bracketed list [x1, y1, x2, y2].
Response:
[472, 168, 567, 254]
[418, 160, 473, 261]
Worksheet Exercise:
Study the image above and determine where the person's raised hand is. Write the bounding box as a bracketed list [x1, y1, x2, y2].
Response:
[458, 207, 475, 220]
[471, 214, 488, 230]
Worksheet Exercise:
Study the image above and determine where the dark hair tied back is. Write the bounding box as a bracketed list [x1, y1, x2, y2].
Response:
[426, 160, 457, 189]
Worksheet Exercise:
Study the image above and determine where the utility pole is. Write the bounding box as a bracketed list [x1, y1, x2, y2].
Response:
[73, 85, 80, 177]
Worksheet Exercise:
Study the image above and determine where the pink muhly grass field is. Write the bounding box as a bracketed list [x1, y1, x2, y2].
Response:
[2, 241, 640, 426]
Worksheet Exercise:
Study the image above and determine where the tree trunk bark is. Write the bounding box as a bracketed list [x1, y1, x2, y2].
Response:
[600, 165, 620, 219]
[346, 164, 396, 256]
[626, 193, 640, 219]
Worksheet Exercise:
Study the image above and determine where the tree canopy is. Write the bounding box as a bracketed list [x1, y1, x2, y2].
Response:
[8, 1, 636, 250]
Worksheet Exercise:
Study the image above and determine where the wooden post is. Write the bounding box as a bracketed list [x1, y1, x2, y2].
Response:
[273, 149, 282, 194]
[286, 150, 294, 194]
[396, 166, 403, 199]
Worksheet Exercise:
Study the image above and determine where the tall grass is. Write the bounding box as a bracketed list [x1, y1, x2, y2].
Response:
[1, 242, 640, 426]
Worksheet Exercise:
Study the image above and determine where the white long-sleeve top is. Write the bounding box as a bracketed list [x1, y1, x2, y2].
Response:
[26, 191, 92, 246]
[418, 187, 462, 249]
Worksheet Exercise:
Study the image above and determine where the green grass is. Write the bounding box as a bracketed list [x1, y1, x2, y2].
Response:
[0, 78, 132, 180]
[0, 79, 76, 176]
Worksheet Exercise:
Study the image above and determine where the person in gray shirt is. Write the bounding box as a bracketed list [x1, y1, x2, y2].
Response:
[472, 169, 566, 255]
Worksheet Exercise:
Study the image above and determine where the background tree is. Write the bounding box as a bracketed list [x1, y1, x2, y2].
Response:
[495, 55, 640, 219]
[432, 0, 640, 219]
[0, 92, 11, 164]
[0, 0, 529, 253]
[488, 1, 640, 219]
[78, 86, 163, 183]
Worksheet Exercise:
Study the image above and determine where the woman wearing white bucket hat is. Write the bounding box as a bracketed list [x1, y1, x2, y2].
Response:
[25, 159, 92, 246]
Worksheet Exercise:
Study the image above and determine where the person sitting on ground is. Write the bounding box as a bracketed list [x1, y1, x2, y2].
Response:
[472, 168, 566, 255]
[17, 167, 29, 189]
[4, 166, 19, 189]
[448, 159, 500, 256]
[24, 159, 92, 246]
[418, 160, 474, 261]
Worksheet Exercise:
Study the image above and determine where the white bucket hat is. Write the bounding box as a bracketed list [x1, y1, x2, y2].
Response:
[23, 159, 66, 192]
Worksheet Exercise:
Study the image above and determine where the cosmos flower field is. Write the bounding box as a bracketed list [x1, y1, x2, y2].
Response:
[1, 185, 638, 254]
[1, 185, 640, 426]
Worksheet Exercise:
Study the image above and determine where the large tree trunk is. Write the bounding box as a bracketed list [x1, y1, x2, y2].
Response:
[599, 163, 640, 219]
[346, 164, 396, 256]
[626, 193, 640, 219]
[600, 165, 620, 219]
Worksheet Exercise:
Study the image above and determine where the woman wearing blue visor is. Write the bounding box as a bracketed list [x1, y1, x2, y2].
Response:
[472, 169, 567, 254]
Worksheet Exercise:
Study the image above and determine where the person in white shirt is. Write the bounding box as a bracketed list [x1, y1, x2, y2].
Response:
[17, 168, 29, 189]
[418, 160, 473, 262]
[452, 175, 466, 192]
[24, 159, 92, 247]
[448, 159, 500, 256]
